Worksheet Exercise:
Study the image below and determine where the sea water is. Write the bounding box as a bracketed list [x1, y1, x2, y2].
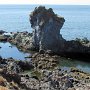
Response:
[0, 42, 30, 60]
[0, 5, 90, 40]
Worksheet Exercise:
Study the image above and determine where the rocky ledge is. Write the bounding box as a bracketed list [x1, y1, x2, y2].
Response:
[9, 31, 33, 52]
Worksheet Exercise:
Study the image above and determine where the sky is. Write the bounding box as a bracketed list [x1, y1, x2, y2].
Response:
[0, 0, 90, 5]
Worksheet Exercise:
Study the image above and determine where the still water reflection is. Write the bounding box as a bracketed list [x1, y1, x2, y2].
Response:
[0, 42, 30, 60]
[59, 57, 90, 74]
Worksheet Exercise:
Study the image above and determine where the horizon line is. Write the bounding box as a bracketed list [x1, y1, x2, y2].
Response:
[0, 4, 90, 5]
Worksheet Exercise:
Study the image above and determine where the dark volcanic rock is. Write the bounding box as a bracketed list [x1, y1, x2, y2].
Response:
[0, 30, 5, 34]
[30, 6, 66, 53]
[29, 6, 90, 57]
[17, 60, 34, 71]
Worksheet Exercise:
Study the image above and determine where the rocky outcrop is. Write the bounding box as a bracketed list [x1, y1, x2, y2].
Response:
[29, 6, 90, 59]
[9, 6, 66, 53]
[30, 6, 66, 53]
[9, 6, 90, 59]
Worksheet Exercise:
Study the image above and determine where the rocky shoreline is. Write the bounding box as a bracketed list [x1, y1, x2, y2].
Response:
[0, 6, 90, 90]
[0, 35, 90, 89]
[0, 54, 90, 90]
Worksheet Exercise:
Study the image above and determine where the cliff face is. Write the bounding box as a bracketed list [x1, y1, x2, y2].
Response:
[30, 6, 66, 53]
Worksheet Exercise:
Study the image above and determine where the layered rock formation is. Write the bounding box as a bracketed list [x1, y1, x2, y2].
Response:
[30, 6, 66, 53]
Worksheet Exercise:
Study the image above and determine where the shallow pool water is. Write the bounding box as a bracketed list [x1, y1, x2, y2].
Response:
[59, 58, 90, 74]
[0, 42, 30, 60]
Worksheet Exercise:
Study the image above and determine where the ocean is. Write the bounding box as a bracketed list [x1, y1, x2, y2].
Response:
[0, 5, 90, 40]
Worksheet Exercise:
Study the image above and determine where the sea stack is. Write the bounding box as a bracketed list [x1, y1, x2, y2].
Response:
[30, 6, 66, 53]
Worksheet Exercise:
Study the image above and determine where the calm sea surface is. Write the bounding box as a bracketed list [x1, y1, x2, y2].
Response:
[0, 5, 90, 40]
[0, 5, 90, 73]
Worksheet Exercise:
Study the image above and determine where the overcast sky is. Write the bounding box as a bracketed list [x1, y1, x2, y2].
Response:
[0, 0, 90, 5]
